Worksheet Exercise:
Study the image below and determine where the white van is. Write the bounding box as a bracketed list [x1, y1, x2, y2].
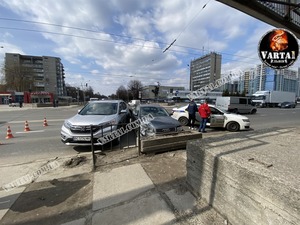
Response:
[89, 98, 99, 101]
[215, 96, 257, 114]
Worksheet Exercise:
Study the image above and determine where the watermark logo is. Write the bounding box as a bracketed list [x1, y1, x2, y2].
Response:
[97, 114, 154, 145]
[258, 28, 299, 69]
[187, 70, 243, 100]
[2, 161, 60, 192]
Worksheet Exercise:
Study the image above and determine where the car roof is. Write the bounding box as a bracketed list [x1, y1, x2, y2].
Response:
[139, 104, 162, 107]
[90, 100, 123, 103]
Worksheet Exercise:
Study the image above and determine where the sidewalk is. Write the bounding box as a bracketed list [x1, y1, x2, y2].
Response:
[0, 104, 80, 112]
[0, 149, 227, 225]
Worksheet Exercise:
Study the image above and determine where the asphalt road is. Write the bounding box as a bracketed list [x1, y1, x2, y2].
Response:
[246, 106, 300, 129]
[0, 104, 299, 166]
[0, 105, 89, 165]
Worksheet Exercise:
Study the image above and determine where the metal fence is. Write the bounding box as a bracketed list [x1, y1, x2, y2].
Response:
[89, 123, 141, 170]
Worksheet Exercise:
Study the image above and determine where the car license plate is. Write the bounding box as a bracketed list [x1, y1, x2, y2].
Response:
[73, 136, 91, 141]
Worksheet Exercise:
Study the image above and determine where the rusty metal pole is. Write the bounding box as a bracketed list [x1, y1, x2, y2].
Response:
[138, 126, 141, 155]
[90, 125, 96, 171]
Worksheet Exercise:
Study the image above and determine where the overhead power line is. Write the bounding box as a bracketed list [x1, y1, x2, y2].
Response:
[163, 0, 211, 53]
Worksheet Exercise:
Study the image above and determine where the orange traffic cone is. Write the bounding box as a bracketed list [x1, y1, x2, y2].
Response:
[24, 121, 30, 132]
[6, 126, 14, 139]
[43, 118, 48, 127]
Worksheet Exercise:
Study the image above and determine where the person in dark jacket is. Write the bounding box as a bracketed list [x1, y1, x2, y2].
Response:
[185, 99, 198, 130]
[198, 99, 211, 133]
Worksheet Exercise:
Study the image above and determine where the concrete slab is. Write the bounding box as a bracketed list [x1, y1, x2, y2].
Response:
[93, 163, 155, 211]
[92, 193, 176, 225]
[165, 189, 197, 215]
[0, 187, 25, 220]
[186, 127, 300, 225]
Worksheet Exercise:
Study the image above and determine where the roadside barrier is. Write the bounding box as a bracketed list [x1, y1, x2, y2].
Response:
[24, 121, 31, 131]
[89, 115, 153, 170]
[6, 126, 14, 139]
[43, 118, 48, 126]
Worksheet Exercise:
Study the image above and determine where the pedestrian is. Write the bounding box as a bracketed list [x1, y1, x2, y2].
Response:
[185, 99, 198, 130]
[198, 99, 211, 133]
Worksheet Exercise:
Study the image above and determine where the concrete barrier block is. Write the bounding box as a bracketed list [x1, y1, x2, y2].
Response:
[186, 128, 300, 225]
[140, 131, 202, 154]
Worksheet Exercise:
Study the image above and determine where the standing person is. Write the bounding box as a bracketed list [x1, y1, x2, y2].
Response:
[198, 99, 211, 133]
[185, 99, 198, 130]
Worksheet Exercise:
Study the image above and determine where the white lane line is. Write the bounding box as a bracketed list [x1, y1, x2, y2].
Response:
[16, 130, 45, 134]
[9, 119, 65, 124]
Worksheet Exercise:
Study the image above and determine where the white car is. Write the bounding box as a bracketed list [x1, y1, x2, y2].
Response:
[171, 104, 251, 132]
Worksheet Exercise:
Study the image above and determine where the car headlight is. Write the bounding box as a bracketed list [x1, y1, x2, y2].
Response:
[140, 123, 156, 136]
[63, 120, 72, 129]
[100, 119, 117, 127]
[242, 119, 250, 122]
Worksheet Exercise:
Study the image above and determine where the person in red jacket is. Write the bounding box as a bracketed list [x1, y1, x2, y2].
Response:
[198, 100, 211, 133]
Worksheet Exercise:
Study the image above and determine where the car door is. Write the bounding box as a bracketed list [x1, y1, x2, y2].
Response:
[209, 107, 225, 128]
[195, 104, 201, 122]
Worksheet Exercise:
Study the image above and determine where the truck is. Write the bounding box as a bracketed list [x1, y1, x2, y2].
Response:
[251, 91, 296, 107]
[215, 96, 257, 114]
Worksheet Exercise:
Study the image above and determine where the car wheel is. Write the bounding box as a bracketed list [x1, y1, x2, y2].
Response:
[226, 122, 240, 132]
[178, 116, 189, 126]
[250, 109, 257, 114]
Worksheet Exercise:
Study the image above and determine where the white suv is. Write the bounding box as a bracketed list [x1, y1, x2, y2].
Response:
[171, 104, 251, 132]
[61, 100, 130, 146]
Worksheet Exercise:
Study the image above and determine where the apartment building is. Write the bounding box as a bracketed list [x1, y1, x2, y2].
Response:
[189, 52, 222, 91]
[4, 53, 66, 98]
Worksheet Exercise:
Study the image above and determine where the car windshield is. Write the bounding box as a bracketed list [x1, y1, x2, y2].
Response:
[80, 102, 118, 115]
[140, 106, 169, 117]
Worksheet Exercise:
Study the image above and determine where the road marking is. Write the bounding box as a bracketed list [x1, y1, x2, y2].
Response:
[8, 119, 65, 124]
[16, 130, 45, 134]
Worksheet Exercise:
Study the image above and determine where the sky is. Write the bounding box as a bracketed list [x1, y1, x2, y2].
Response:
[0, 0, 299, 96]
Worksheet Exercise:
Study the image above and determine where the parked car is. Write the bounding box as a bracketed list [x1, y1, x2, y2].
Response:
[9, 102, 20, 107]
[132, 104, 184, 137]
[171, 104, 251, 132]
[278, 101, 296, 108]
[61, 100, 131, 146]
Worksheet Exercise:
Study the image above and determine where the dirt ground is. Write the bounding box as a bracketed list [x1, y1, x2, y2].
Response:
[1, 147, 188, 225]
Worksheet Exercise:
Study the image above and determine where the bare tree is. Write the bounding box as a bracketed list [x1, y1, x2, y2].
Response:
[116, 85, 128, 101]
[127, 79, 143, 100]
[4, 64, 35, 92]
[85, 85, 94, 100]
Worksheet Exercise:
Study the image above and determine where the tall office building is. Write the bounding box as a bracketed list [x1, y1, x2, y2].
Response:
[4, 53, 66, 97]
[189, 52, 221, 91]
[248, 64, 298, 94]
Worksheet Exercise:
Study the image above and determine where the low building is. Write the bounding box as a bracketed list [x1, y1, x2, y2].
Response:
[142, 85, 185, 100]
